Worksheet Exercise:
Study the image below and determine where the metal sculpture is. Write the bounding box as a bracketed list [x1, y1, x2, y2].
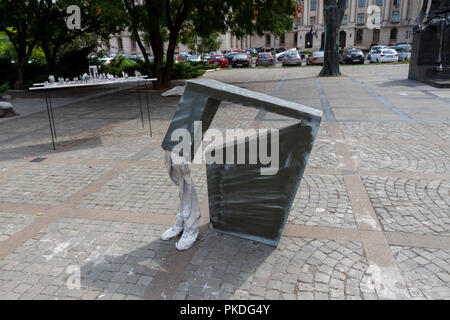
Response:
[320, 0, 346, 77]
[160, 79, 322, 250]
[409, 0, 450, 87]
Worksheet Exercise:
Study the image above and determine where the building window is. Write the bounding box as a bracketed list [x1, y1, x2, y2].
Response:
[346, 0, 349, 8]
[311, 0, 317, 11]
[357, 13, 365, 24]
[294, 33, 298, 46]
[295, 18, 301, 27]
[310, 16, 316, 25]
[392, 11, 400, 22]
[358, 0, 366, 8]
[376, 0, 383, 5]
[390, 28, 398, 40]
[373, 29, 380, 43]
[393, 0, 401, 7]
[266, 34, 271, 45]
[342, 14, 348, 25]
[356, 29, 363, 43]
[118, 37, 123, 50]
[405, 30, 412, 40]
[280, 34, 285, 45]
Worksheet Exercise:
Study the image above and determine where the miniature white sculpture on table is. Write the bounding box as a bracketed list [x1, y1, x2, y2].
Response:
[89, 65, 99, 79]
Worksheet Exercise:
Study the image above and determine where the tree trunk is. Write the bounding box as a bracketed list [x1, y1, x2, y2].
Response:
[42, 44, 57, 75]
[149, 31, 165, 89]
[162, 35, 177, 89]
[14, 58, 27, 90]
[320, 0, 346, 77]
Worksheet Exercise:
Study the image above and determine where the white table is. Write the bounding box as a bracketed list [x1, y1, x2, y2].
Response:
[29, 77, 156, 150]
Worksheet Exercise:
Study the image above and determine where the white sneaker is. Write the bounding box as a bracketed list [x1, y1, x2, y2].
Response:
[161, 226, 183, 241]
[175, 229, 199, 251]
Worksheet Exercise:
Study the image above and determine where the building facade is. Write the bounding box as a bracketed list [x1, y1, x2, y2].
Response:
[105, 0, 423, 56]
[251, 0, 423, 51]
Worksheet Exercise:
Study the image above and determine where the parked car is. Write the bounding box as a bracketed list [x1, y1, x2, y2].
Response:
[297, 50, 306, 60]
[282, 52, 302, 66]
[208, 54, 228, 67]
[307, 51, 324, 65]
[225, 52, 238, 66]
[202, 53, 211, 62]
[276, 48, 298, 61]
[99, 57, 114, 65]
[188, 54, 201, 62]
[174, 54, 185, 64]
[256, 52, 274, 66]
[388, 46, 411, 61]
[370, 48, 399, 63]
[231, 53, 251, 67]
[340, 48, 365, 64]
[367, 45, 386, 60]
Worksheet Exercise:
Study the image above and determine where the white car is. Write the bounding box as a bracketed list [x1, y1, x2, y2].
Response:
[99, 57, 114, 65]
[367, 45, 386, 60]
[388, 46, 411, 61]
[188, 54, 201, 62]
[276, 48, 298, 61]
[370, 48, 399, 63]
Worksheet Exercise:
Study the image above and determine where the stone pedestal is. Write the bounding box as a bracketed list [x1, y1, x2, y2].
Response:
[0, 101, 19, 118]
[409, 24, 450, 88]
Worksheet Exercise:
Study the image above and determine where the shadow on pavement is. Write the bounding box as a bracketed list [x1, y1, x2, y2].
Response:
[79, 224, 274, 300]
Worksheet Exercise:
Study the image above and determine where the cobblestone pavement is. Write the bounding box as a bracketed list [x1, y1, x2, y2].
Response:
[0, 64, 449, 300]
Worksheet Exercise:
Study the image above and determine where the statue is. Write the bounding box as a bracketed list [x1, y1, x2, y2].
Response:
[409, 0, 450, 87]
[160, 79, 322, 250]
[320, 0, 346, 77]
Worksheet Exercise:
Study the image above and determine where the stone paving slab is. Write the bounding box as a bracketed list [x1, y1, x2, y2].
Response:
[348, 143, 450, 173]
[289, 174, 356, 229]
[363, 176, 450, 236]
[339, 123, 426, 141]
[0, 64, 449, 300]
[77, 165, 207, 215]
[391, 246, 450, 300]
[54, 135, 153, 160]
[174, 232, 371, 300]
[0, 212, 36, 242]
[423, 123, 450, 142]
[0, 218, 172, 300]
[0, 163, 113, 206]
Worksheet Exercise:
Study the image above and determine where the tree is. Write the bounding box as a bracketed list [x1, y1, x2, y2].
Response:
[39, 0, 127, 74]
[319, 0, 346, 77]
[122, 0, 298, 89]
[0, 0, 48, 89]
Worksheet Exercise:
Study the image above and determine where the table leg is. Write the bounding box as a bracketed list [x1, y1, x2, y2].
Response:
[47, 89, 57, 139]
[144, 80, 153, 137]
[136, 81, 145, 129]
[44, 89, 56, 150]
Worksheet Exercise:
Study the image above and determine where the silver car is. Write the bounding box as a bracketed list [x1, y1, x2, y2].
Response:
[388, 46, 411, 61]
[307, 51, 324, 65]
[282, 53, 302, 66]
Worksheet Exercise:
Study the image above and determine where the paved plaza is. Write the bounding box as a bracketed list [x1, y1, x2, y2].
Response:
[0, 64, 449, 300]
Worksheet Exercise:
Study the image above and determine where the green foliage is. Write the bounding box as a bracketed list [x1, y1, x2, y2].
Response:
[99, 56, 208, 80]
[171, 62, 206, 80]
[99, 56, 146, 76]
[0, 82, 9, 96]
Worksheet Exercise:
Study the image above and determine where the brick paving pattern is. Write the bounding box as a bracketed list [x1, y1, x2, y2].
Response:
[0, 64, 449, 300]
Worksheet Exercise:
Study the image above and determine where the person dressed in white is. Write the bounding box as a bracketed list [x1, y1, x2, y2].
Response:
[160, 150, 201, 251]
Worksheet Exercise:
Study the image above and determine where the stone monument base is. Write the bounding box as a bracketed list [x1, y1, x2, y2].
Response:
[409, 24, 450, 88]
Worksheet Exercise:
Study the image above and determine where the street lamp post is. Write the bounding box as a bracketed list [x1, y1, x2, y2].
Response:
[273, 35, 277, 66]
